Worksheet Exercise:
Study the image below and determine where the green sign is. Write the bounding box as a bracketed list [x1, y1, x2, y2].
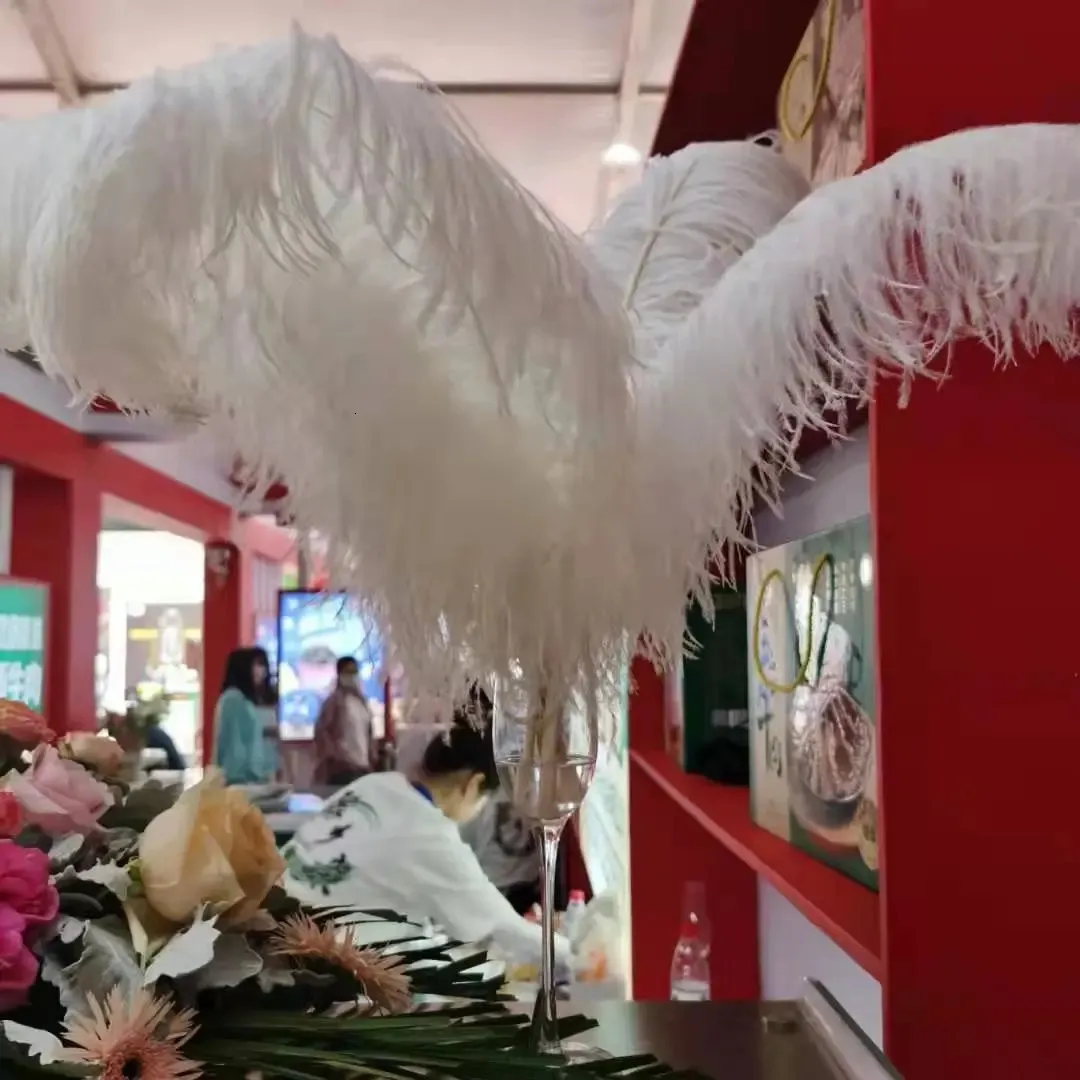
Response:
[0, 580, 48, 710]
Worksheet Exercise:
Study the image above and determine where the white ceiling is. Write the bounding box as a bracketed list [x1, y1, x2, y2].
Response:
[0, 0, 692, 230]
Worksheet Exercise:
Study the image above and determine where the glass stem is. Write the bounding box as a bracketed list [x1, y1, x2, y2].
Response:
[530, 820, 565, 1055]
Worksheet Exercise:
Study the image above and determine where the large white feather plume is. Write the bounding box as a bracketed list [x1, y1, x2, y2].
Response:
[587, 138, 809, 359]
[7, 29, 633, 703]
[627, 123, 1080, 665]
[576, 138, 809, 669]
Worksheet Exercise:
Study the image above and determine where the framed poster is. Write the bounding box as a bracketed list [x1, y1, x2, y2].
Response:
[748, 516, 878, 890]
[0, 577, 48, 711]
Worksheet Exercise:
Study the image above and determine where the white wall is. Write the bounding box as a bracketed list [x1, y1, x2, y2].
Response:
[96, 530, 206, 714]
[751, 427, 882, 1047]
[97, 531, 206, 604]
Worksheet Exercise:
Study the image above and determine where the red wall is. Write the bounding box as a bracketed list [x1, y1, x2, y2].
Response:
[0, 394, 256, 738]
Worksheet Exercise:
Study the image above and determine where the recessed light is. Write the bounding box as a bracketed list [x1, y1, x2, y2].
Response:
[602, 141, 643, 167]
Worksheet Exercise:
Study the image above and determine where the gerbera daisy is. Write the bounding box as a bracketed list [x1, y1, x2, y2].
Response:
[60, 986, 201, 1080]
[269, 914, 412, 1014]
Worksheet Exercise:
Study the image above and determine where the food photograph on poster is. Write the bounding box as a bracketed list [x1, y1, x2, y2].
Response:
[748, 516, 877, 889]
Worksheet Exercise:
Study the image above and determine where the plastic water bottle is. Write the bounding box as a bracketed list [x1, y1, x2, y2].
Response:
[670, 881, 711, 1001]
[562, 889, 587, 942]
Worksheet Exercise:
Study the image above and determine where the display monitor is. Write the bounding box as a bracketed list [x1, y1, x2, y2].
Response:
[276, 591, 384, 741]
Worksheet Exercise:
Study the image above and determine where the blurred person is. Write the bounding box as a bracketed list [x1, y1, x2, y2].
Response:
[459, 787, 543, 914]
[313, 656, 374, 785]
[283, 690, 570, 972]
[145, 720, 186, 772]
[251, 646, 280, 781]
[213, 647, 271, 784]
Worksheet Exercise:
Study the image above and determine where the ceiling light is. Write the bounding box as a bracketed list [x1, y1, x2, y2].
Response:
[602, 141, 643, 167]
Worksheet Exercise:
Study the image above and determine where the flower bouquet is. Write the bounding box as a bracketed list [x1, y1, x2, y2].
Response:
[0, 700, 672, 1080]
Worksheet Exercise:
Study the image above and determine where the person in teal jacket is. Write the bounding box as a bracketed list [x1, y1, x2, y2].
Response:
[213, 648, 271, 784]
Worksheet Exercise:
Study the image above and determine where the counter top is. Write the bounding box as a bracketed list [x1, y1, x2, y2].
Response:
[561, 1001, 846, 1080]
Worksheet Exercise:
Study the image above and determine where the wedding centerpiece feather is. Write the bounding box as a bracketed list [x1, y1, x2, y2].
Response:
[579, 139, 809, 666]
[3, 28, 634, 702]
[627, 123, 1080, 666]
[587, 138, 809, 359]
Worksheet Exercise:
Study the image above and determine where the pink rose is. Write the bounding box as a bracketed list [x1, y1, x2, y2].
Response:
[5, 745, 113, 836]
[0, 700, 55, 746]
[0, 904, 37, 1013]
[0, 842, 58, 928]
[0, 792, 20, 839]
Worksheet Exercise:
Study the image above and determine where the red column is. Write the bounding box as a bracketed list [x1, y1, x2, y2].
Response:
[866, 1, 1080, 1074]
[10, 468, 100, 733]
[201, 538, 244, 765]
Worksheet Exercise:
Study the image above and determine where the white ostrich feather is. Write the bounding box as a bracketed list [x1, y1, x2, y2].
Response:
[6, 28, 633, 703]
[571, 138, 809, 675]
[22, 31, 629, 427]
[587, 138, 809, 359]
[628, 123, 1080, 665]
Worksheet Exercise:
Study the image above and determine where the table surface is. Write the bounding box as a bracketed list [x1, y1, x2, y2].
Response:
[573, 1001, 843, 1080]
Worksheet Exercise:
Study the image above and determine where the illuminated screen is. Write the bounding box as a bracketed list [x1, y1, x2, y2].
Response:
[254, 615, 278, 671]
[276, 591, 384, 741]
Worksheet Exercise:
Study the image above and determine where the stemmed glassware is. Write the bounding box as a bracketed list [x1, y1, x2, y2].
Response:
[492, 671, 599, 1058]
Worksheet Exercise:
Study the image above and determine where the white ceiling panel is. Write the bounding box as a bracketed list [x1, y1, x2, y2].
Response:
[0, 7, 49, 80]
[451, 93, 618, 232]
[642, 0, 694, 88]
[631, 94, 667, 153]
[49, 0, 633, 87]
[2, 1, 680, 237]
[0, 90, 61, 119]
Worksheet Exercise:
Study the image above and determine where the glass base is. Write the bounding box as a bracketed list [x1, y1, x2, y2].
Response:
[560, 1041, 611, 1063]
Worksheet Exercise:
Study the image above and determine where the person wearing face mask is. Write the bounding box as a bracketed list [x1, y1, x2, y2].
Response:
[313, 656, 374, 786]
[212, 647, 271, 784]
[283, 689, 571, 973]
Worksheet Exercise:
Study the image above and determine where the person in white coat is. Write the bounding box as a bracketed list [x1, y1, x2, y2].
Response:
[282, 696, 570, 971]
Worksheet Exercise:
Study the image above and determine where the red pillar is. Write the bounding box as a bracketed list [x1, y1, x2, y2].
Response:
[201, 538, 244, 765]
[866, 1, 1080, 1074]
[9, 468, 100, 733]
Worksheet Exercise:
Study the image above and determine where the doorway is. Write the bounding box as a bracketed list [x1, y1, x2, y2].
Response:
[96, 520, 205, 766]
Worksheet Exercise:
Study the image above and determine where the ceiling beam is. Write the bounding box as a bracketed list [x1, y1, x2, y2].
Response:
[10, 0, 81, 106]
[593, 0, 659, 221]
[0, 78, 670, 99]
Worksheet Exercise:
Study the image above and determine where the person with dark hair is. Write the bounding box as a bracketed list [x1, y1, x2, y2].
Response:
[251, 646, 280, 780]
[313, 656, 374, 785]
[282, 696, 570, 971]
[212, 647, 271, 784]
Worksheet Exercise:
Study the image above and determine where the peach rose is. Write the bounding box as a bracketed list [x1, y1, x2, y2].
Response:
[138, 773, 284, 925]
[4, 745, 114, 836]
[58, 733, 125, 776]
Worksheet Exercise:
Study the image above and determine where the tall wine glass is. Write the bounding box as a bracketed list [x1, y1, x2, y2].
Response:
[492, 674, 598, 1057]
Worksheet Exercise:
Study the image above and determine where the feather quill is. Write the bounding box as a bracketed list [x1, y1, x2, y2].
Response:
[626, 123, 1080, 666]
